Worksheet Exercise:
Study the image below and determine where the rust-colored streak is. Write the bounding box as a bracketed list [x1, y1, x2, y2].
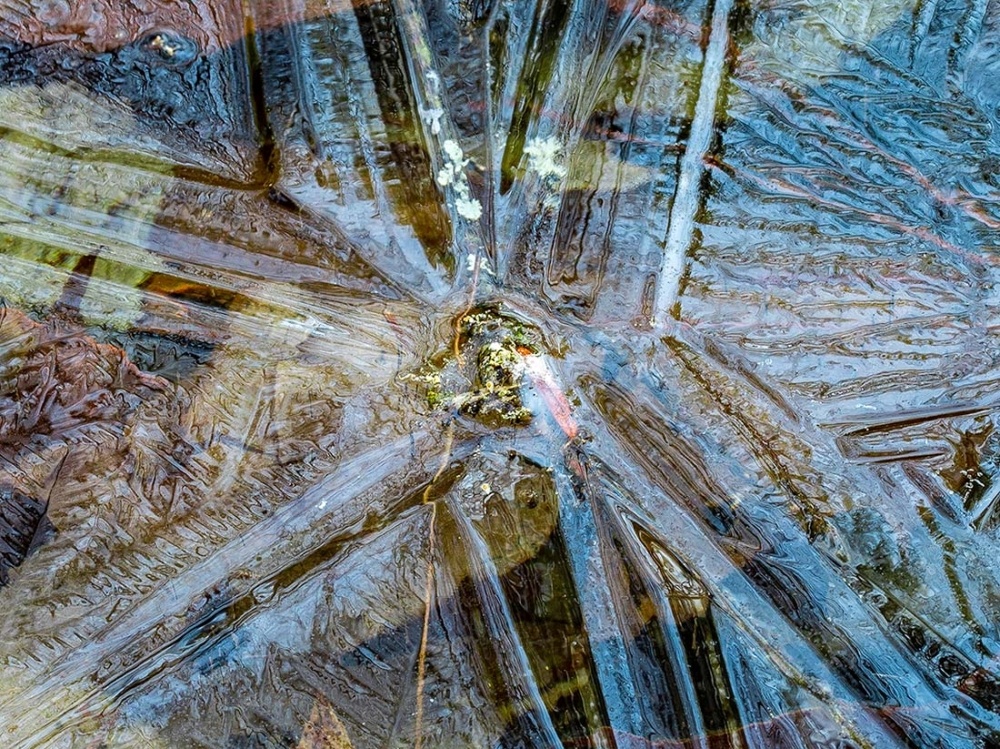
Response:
[521, 354, 579, 440]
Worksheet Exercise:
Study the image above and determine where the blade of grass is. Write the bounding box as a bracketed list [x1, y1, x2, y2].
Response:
[652, 0, 734, 327]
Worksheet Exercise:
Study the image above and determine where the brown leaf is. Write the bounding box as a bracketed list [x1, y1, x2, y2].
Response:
[296, 696, 355, 749]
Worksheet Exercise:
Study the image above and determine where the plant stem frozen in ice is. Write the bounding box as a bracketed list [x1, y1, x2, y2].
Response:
[652, 0, 734, 327]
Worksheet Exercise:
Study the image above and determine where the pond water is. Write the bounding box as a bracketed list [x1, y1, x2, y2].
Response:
[1, 0, 1000, 747]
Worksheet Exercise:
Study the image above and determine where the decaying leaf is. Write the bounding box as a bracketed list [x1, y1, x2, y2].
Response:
[296, 696, 355, 749]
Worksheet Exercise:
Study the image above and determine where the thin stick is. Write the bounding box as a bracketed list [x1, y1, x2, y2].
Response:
[652, 0, 734, 327]
[414, 422, 454, 749]
[413, 505, 436, 749]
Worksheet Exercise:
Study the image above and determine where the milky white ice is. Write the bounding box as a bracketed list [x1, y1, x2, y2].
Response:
[524, 136, 567, 180]
[437, 139, 483, 221]
[420, 106, 444, 135]
[465, 254, 493, 274]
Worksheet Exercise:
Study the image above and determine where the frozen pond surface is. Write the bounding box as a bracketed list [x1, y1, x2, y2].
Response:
[2, 0, 1000, 746]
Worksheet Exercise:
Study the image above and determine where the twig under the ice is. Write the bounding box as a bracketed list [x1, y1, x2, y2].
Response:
[652, 0, 734, 327]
